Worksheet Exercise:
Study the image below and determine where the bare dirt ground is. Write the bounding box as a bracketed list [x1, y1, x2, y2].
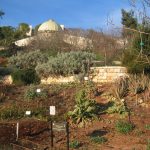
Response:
[0, 84, 150, 150]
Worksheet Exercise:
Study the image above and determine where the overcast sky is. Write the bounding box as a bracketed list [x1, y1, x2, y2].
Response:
[1, 0, 132, 29]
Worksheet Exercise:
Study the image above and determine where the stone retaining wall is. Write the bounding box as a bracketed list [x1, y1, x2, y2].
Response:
[2, 66, 127, 85]
[90, 66, 127, 83]
[41, 66, 127, 84]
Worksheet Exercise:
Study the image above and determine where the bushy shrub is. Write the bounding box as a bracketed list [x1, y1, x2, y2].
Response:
[0, 104, 47, 120]
[11, 68, 40, 85]
[8, 50, 48, 69]
[36, 51, 96, 77]
[24, 85, 48, 100]
[0, 105, 25, 120]
[115, 120, 134, 134]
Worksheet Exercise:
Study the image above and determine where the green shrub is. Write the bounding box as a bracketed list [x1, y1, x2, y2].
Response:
[24, 85, 48, 100]
[0, 105, 25, 120]
[0, 104, 47, 120]
[90, 136, 107, 144]
[11, 68, 40, 85]
[106, 101, 128, 115]
[145, 125, 150, 130]
[68, 90, 98, 127]
[36, 51, 96, 77]
[69, 140, 80, 149]
[8, 50, 48, 69]
[115, 120, 134, 134]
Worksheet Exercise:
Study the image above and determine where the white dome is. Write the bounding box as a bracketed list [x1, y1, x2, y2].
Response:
[38, 20, 62, 32]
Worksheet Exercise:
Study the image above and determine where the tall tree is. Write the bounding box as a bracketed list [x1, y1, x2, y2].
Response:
[121, 9, 138, 29]
[18, 23, 29, 32]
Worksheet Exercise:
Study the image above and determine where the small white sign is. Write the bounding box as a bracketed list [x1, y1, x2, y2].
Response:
[50, 106, 56, 115]
[36, 89, 41, 93]
[84, 76, 89, 81]
[25, 111, 31, 115]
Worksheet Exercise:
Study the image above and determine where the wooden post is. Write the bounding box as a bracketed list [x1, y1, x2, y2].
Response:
[51, 121, 53, 148]
[66, 121, 69, 150]
[16, 122, 19, 141]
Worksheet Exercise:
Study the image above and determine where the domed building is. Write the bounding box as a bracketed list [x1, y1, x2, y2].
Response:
[38, 19, 64, 32]
[15, 19, 91, 49]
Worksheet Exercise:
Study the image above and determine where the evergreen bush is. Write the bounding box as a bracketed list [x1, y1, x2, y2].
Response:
[8, 50, 48, 69]
[36, 51, 95, 77]
[11, 68, 40, 85]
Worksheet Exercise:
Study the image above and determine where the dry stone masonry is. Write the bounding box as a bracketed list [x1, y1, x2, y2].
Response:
[90, 66, 127, 83]
[41, 66, 128, 84]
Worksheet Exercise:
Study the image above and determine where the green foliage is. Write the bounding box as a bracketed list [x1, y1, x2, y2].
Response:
[24, 85, 48, 100]
[121, 9, 150, 74]
[147, 139, 150, 150]
[11, 68, 40, 85]
[36, 51, 95, 77]
[90, 136, 107, 144]
[9, 50, 48, 69]
[121, 9, 137, 29]
[122, 47, 150, 74]
[68, 90, 97, 127]
[145, 124, 150, 130]
[69, 140, 80, 149]
[0, 105, 25, 120]
[0, 44, 22, 58]
[0, 104, 47, 120]
[33, 24, 41, 35]
[115, 120, 134, 134]
[0, 26, 16, 46]
[18, 23, 29, 33]
[106, 101, 128, 115]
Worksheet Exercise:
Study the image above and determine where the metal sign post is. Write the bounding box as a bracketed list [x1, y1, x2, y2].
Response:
[49, 106, 56, 148]
[66, 121, 69, 150]
[50, 121, 53, 148]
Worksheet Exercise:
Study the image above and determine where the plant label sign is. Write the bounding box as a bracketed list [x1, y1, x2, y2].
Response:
[53, 122, 66, 131]
[25, 111, 31, 115]
[84, 76, 89, 81]
[36, 89, 41, 93]
[50, 106, 56, 115]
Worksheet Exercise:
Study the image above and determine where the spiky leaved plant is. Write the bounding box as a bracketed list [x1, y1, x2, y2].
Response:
[68, 90, 97, 127]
